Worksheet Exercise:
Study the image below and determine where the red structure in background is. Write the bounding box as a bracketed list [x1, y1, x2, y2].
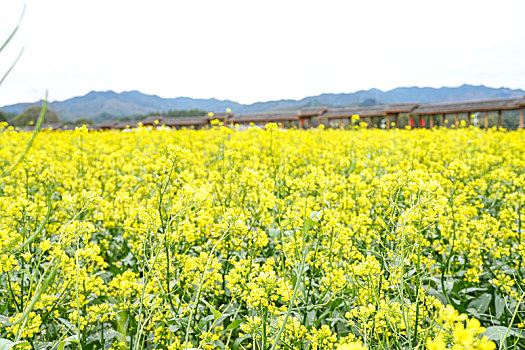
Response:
[85, 97, 525, 131]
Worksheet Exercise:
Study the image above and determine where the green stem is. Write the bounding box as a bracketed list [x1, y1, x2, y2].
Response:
[184, 223, 231, 350]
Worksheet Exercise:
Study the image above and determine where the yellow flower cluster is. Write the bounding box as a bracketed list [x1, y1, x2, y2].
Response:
[0, 124, 521, 349]
[426, 305, 496, 350]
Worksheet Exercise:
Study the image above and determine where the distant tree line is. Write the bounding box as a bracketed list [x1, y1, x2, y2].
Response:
[123, 108, 209, 122]
[63, 119, 93, 125]
[93, 109, 209, 122]
[0, 107, 208, 126]
[0, 106, 61, 126]
[0, 110, 16, 122]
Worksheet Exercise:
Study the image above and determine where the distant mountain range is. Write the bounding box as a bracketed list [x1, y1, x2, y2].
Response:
[2, 84, 524, 122]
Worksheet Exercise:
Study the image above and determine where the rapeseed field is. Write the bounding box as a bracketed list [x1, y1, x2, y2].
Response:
[0, 123, 523, 350]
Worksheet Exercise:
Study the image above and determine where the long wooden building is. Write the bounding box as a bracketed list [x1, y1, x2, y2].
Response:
[84, 96, 525, 131]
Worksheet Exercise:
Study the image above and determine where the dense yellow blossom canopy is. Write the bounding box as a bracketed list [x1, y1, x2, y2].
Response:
[0, 123, 521, 349]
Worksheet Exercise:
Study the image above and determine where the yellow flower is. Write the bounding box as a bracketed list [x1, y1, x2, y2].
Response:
[476, 336, 496, 350]
[426, 335, 446, 350]
[441, 305, 467, 324]
[22, 251, 32, 262]
[453, 323, 474, 347]
[466, 317, 485, 334]
[337, 341, 368, 350]
[40, 239, 52, 251]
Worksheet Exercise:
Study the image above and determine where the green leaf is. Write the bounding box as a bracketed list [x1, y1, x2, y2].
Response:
[468, 293, 491, 314]
[57, 335, 79, 350]
[198, 315, 215, 329]
[268, 228, 280, 238]
[209, 339, 225, 350]
[483, 326, 523, 341]
[304, 217, 315, 231]
[0, 339, 30, 350]
[0, 316, 10, 326]
[233, 335, 248, 350]
[494, 294, 505, 319]
[462, 287, 488, 294]
[210, 307, 222, 323]
[201, 299, 222, 323]
[0, 6, 24, 54]
[226, 319, 243, 332]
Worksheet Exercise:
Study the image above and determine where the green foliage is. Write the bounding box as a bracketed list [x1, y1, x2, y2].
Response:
[0, 339, 30, 350]
[162, 108, 208, 117]
[12, 106, 60, 126]
[134, 108, 208, 121]
[63, 119, 93, 126]
[73, 118, 93, 125]
[359, 98, 379, 107]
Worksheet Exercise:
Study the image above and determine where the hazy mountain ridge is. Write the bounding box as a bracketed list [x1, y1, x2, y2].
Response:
[2, 84, 524, 121]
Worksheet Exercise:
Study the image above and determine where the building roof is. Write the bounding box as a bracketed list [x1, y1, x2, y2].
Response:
[161, 117, 208, 126]
[112, 121, 134, 129]
[411, 97, 525, 115]
[141, 116, 163, 125]
[206, 112, 233, 120]
[87, 97, 525, 130]
[298, 107, 328, 117]
[95, 121, 121, 129]
[231, 110, 299, 122]
[321, 106, 386, 118]
[384, 103, 418, 113]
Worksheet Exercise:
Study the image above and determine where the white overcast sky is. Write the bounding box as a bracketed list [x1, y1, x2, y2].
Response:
[0, 0, 524, 105]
